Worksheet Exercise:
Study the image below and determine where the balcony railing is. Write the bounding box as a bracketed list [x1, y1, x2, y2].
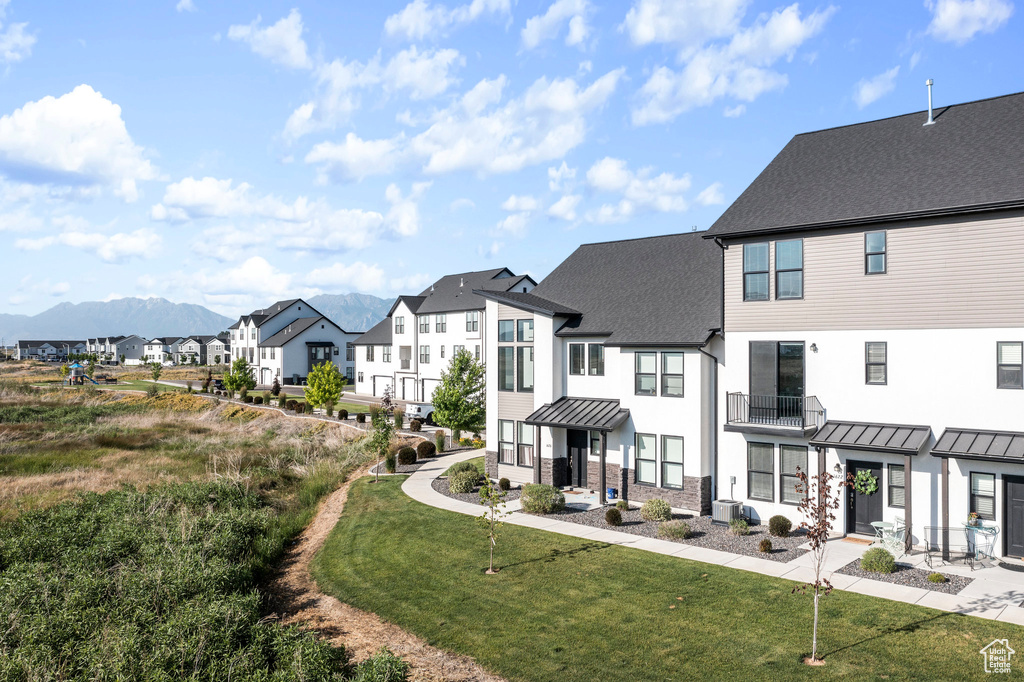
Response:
[726, 393, 825, 431]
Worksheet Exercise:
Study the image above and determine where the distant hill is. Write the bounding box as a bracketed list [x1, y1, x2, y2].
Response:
[0, 298, 235, 342]
[307, 293, 394, 333]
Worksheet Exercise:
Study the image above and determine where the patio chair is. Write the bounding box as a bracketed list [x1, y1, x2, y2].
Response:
[923, 526, 974, 570]
[880, 516, 906, 558]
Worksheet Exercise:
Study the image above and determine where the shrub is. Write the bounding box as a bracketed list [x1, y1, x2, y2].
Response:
[185, 380, 194, 392]
[338, 409, 348, 420]
[521, 484, 565, 514]
[640, 498, 672, 522]
[605, 508, 622, 526]
[356, 413, 366, 423]
[759, 538, 773, 553]
[768, 515, 792, 538]
[278, 393, 287, 408]
[146, 383, 159, 398]
[397, 446, 417, 466]
[393, 412, 404, 429]
[369, 405, 382, 421]
[498, 477, 510, 491]
[435, 430, 446, 453]
[448, 461, 478, 476]
[616, 500, 629, 510]
[253, 396, 263, 405]
[928, 572, 947, 584]
[472, 432, 481, 441]
[244, 395, 254, 404]
[410, 419, 422, 432]
[449, 470, 479, 494]
[416, 441, 436, 458]
[295, 403, 305, 414]
[270, 377, 281, 396]
[658, 520, 692, 540]
[385, 452, 397, 474]
[239, 387, 248, 401]
[352, 646, 410, 682]
[471, 439, 485, 449]
[262, 390, 272, 404]
[286, 400, 297, 411]
[861, 547, 896, 574]
[325, 402, 335, 417]
[729, 518, 750, 536]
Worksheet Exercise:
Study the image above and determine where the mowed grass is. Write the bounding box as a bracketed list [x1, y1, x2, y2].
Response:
[313, 476, 1024, 682]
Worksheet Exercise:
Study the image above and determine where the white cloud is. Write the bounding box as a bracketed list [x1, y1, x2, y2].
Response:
[176, 0, 196, 12]
[384, 0, 511, 41]
[478, 240, 504, 259]
[501, 194, 539, 211]
[0, 20, 34, 64]
[548, 161, 577, 191]
[926, 0, 1013, 44]
[622, 0, 748, 53]
[0, 85, 158, 201]
[151, 176, 314, 222]
[228, 9, 312, 70]
[384, 181, 432, 237]
[0, 206, 42, 232]
[631, 4, 837, 125]
[547, 194, 581, 221]
[696, 181, 725, 205]
[909, 50, 922, 70]
[306, 261, 387, 291]
[383, 46, 465, 99]
[450, 197, 475, 211]
[522, 0, 592, 49]
[854, 66, 900, 109]
[585, 157, 691, 219]
[305, 133, 406, 182]
[724, 104, 746, 117]
[16, 226, 162, 263]
[586, 157, 633, 192]
[495, 212, 531, 237]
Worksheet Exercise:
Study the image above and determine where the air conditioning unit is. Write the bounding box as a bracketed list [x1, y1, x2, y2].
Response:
[712, 499, 742, 526]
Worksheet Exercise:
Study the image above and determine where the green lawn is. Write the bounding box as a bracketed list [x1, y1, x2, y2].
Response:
[313, 476, 1024, 681]
[443, 455, 485, 477]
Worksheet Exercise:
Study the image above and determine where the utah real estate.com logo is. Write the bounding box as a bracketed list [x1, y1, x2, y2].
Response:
[980, 639, 1014, 674]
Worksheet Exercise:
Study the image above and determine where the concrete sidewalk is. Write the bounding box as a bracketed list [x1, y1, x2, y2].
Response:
[402, 450, 1024, 626]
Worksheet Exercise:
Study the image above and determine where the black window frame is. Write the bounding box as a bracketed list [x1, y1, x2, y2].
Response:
[661, 435, 684, 490]
[569, 343, 585, 375]
[970, 472, 996, 521]
[747, 442, 774, 502]
[517, 422, 534, 467]
[435, 314, 447, 333]
[588, 344, 604, 376]
[635, 351, 656, 396]
[517, 319, 534, 342]
[517, 346, 534, 393]
[635, 432, 656, 486]
[997, 341, 1023, 390]
[661, 351, 684, 397]
[498, 420, 514, 465]
[497, 347, 514, 391]
[498, 320, 514, 342]
[775, 238, 803, 300]
[357, 372, 364, 382]
[779, 445, 806, 505]
[743, 242, 770, 301]
[865, 341, 887, 385]
[888, 463, 905, 509]
[865, 230, 887, 275]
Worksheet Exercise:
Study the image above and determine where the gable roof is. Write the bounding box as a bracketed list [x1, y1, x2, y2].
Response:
[236, 298, 322, 329]
[260, 316, 342, 347]
[352, 316, 392, 346]
[415, 268, 535, 314]
[707, 91, 1024, 239]
[387, 295, 426, 317]
[474, 290, 581, 317]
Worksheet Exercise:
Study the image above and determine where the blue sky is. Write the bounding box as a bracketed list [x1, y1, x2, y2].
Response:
[0, 0, 1020, 317]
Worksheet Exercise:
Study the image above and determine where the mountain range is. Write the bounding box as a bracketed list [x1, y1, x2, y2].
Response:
[0, 294, 394, 343]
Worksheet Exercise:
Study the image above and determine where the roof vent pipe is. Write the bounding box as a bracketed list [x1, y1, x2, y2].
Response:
[924, 79, 935, 126]
[460, 277, 464, 287]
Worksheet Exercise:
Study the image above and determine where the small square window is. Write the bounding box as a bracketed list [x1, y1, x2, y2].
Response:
[498, 320, 514, 342]
[997, 342, 1023, 389]
[517, 319, 534, 342]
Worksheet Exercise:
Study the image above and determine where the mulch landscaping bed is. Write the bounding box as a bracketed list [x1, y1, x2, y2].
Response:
[431, 477, 523, 505]
[536, 506, 810, 563]
[836, 560, 972, 594]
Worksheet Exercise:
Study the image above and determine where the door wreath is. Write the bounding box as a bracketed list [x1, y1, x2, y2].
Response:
[853, 470, 879, 495]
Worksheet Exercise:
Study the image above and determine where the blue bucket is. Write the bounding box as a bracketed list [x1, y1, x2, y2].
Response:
[606, 487, 617, 500]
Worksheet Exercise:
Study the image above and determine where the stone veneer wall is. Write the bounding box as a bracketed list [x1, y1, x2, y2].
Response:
[540, 457, 568, 488]
[484, 450, 498, 479]
[580, 462, 711, 514]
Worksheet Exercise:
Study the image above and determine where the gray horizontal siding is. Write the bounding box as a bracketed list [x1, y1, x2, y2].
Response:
[497, 390, 535, 421]
[498, 304, 532, 322]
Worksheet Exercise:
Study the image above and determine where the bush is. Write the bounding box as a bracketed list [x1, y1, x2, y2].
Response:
[270, 377, 281, 396]
[385, 452, 397, 474]
[768, 515, 792, 538]
[928, 572, 947, 584]
[356, 413, 366, 423]
[449, 470, 479, 494]
[286, 400, 297, 411]
[146, 383, 159, 398]
[262, 390, 272, 404]
[521, 484, 565, 514]
[244, 395, 254, 404]
[605, 508, 622, 526]
[253, 396, 263, 405]
[239, 387, 248, 401]
[498, 477, 511, 491]
[640, 498, 672, 522]
[393, 412, 404, 429]
[352, 646, 410, 682]
[435, 430, 446, 453]
[448, 461, 478, 476]
[416, 441, 436, 458]
[295, 403, 305, 414]
[410, 419, 422, 432]
[861, 547, 896, 574]
[729, 518, 750, 536]
[658, 520, 692, 540]
[397, 446, 417, 466]
[338, 409, 348, 420]
[759, 538, 773, 553]
[616, 500, 629, 510]
[325, 402, 335, 417]
[278, 393, 287, 408]
[185, 380, 194, 392]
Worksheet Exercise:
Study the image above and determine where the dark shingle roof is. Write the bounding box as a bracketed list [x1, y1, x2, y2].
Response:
[810, 421, 932, 455]
[353, 317, 392, 346]
[525, 397, 630, 432]
[503, 232, 721, 346]
[415, 268, 533, 314]
[388, 295, 426, 317]
[932, 428, 1024, 463]
[474, 291, 580, 317]
[707, 91, 1024, 238]
[260, 316, 340, 347]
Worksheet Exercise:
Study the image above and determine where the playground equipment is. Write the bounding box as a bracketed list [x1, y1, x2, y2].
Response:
[66, 363, 98, 386]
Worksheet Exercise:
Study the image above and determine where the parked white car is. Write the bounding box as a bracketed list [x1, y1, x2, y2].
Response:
[404, 402, 435, 425]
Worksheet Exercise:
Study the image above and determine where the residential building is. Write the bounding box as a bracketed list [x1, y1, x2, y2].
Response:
[143, 337, 178, 363]
[14, 340, 86, 361]
[706, 91, 1024, 557]
[228, 299, 360, 385]
[86, 335, 146, 364]
[353, 268, 536, 401]
[206, 335, 230, 366]
[477, 234, 722, 511]
[175, 335, 227, 365]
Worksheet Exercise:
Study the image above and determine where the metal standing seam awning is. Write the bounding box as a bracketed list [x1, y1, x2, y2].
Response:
[524, 396, 630, 432]
[810, 420, 932, 455]
[930, 428, 1024, 463]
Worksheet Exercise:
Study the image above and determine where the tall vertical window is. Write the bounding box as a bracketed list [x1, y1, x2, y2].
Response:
[517, 346, 534, 392]
[419, 315, 430, 333]
[661, 436, 684, 489]
[888, 464, 905, 508]
[866, 342, 887, 385]
[780, 445, 806, 504]
[440, 345, 445, 359]
[419, 345, 430, 364]
[261, 348, 266, 359]
[498, 320, 514, 342]
[466, 311, 479, 332]
[635, 352, 656, 395]
[743, 242, 770, 301]
[475, 345, 480, 360]
[775, 239, 803, 299]
[590, 431, 601, 457]
[517, 319, 534, 342]
[394, 316, 405, 334]
[346, 343, 354, 361]
[865, 231, 886, 274]
[517, 422, 534, 467]
[366, 346, 374, 362]
[383, 345, 391, 363]
[498, 420, 514, 464]
[270, 347, 275, 360]
[436, 314, 447, 333]
[569, 344, 585, 375]
[970, 472, 995, 520]
[661, 352, 684, 397]
[588, 344, 605, 376]
[997, 342, 1023, 389]
[748, 442, 774, 502]
[498, 347, 514, 391]
[635, 433, 656, 485]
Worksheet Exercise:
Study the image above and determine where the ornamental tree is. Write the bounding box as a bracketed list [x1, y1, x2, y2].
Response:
[304, 361, 344, 412]
[478, 476, 510, 574]
[150, 362, 162, 382]
[369, 408, 395, 484]
[223, 356, 256, 398]
[431, 348, 485, 438]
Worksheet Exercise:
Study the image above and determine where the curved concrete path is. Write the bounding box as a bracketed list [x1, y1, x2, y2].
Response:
[403, 450, 1024, 626]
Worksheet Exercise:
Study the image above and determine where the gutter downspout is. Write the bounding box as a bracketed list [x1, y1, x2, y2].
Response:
[698, 338, 720, 504]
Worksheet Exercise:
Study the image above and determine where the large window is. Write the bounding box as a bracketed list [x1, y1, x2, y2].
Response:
[748, 442, 774, 502]
[970, 472, 995, 520]
[517, 346, 534, 392]
[743, 242, 769, 301]
[775, 239, 803, 299]
[866, 342, 887, 385]
[635, 352, 656, 395]
[466, 311, 479, 332]
[588, 344, 604, 376]
[419, 315, 430, 333]
[635, 433, 656, 485]
[394, 316, 405, 334]
[661, 436, 684, 489]
[498, 420, 514, 464]
[590, 431, 601, 458]
[661, 352, 683, 397]
[865, 231, 886, 274]
[517, 319, 534, 342]
[517, 422, 534, 467]
[888, 464, 905, 508]
[569, 343, 585, 375]
[383, 345, 391, 363]
[436, 314, 446, 333]
[498, 320, 514, 342]
[419, 345, 430, 364]
[780, 445, 806, 504]
[346, 343, 354, 361]
[366, 346, 374, 362]
[498, 347, 514, 391]
[997, 342, 1023, 389]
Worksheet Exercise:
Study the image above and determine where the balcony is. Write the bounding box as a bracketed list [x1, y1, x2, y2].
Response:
[725, 393, 825, 437]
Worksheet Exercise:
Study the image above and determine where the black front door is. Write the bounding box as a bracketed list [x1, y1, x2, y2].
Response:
[1005, 476, 1024, 558]
[847, 461, 883, 535]
[567, 429, 588, 488]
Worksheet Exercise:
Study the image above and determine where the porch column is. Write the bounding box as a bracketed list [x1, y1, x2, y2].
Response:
[941, 456, 949, 561]
[904, 454, 913, 553]
[816, 447, 826, 523]
[599, 431, 607, 505]
[534, 425, 541, 484]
